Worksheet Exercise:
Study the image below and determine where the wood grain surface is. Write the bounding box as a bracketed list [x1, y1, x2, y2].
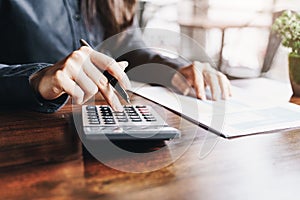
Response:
[0, 95, 300, 200]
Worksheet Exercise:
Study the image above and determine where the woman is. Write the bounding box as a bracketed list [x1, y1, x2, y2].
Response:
[0, 0, 231, 113]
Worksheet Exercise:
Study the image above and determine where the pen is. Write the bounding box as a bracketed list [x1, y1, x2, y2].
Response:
[80, 39, 131, 103]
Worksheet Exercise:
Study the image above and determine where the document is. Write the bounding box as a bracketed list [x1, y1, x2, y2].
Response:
[130, 78, 300, 138]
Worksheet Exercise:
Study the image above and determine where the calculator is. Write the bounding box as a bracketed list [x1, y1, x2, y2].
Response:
[82, 105, 181, 140]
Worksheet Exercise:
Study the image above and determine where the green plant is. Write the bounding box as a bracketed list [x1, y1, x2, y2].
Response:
[272, 10, 300, 55]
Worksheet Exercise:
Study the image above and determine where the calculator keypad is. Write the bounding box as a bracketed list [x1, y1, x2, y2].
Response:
[82, 105, 164, 127]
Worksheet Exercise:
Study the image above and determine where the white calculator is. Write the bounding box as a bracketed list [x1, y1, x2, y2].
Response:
[82, 105, 181, 140]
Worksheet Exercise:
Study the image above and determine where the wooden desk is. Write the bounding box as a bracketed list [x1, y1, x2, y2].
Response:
[0, 95, 300, 199]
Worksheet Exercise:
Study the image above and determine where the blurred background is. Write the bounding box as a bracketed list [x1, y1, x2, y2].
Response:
[136, 0, 300, 81]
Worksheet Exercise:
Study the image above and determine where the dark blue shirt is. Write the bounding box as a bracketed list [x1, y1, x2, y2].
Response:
[0, 0, 187, 112]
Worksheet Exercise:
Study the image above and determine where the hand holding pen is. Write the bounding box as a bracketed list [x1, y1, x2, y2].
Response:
[80, 39, 131, 104]
[30, 39, 131, 111]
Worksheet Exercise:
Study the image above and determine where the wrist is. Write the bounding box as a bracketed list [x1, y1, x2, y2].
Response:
[29, 67, 48, 97]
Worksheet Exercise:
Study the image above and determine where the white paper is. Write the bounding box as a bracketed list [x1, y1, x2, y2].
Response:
[130, 78, 300, 138]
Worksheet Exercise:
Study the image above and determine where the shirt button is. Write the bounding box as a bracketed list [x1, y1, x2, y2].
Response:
[74, 14, 81, 21]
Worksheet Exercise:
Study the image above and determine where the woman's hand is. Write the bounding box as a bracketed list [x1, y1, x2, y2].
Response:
[171, 61, 231, 100]
[30, 46, 131, 111]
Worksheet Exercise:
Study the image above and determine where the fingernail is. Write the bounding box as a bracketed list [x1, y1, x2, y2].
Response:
[183, 88, 190, 96]
[113, 104, 124, 112]
[212, 95, 217, 101]
[119, 61, 129, 70]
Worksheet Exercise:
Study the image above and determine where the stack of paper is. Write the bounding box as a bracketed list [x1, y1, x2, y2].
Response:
[130, 78, 300, 138]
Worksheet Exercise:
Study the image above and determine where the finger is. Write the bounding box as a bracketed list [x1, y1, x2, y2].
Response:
[204, 71, 221, 101]
[82, 60, 123, 110]
[118, 61, 129, 71]
[217, 72, 230, 100]
[63, 55, 98, 103]
[56, 70, 85, 104]
[193, 62, 206, 100]
[227, 79, 233, 97]
[90, 51, 131, 90]
[82, 60, 126, 110]
[98, 83, 124, 112]
[73, 69, 98, 103]
[82, 59, 109, 90]
[63, 48, 90, 78]
[171, 72, 191, 96]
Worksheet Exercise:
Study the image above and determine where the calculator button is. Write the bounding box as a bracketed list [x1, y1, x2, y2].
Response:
[125, 109, 136, 113]
[87, 110, 98, 114]
[88, 116, 99, 119]
[87, 110, 97, 113]
[118, 119, 129, 122]
[104, 122, 116, 125]
[114, 112, 125, 116]
[144, 116, 156, 120]
[130, 116, 141, 119]
[87, 113, 98, 117]
[142, 113, 152, 116]
[124, 105, 134, 108]
[102, 116, 114, 119]
[89, 122, 101, 125]
[127, 113, 139, 116]
[104, 119, 115, 122]
[100, 107, 111, 111]
[131, 119, 142, 122]
[146, 119, 157, 122]
[101, 111, 112, 114]
[89, 119, 100, 124]
[117, 116, 127, 119]
[136, 105, 147, 108]
[139, 110, 150, 114]
[124, 108, 135, 112]
[104, 118, 115, 122]
[86, 106, 96, 111]
[102, 113, 113, 116]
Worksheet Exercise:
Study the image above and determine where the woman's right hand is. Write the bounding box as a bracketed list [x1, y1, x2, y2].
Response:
[30, 46, 131, 111]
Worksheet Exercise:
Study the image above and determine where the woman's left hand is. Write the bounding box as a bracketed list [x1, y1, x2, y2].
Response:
[171, 61, 232, 100]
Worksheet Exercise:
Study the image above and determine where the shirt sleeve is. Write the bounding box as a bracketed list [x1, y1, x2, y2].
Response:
[0, 63, 68, 113]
